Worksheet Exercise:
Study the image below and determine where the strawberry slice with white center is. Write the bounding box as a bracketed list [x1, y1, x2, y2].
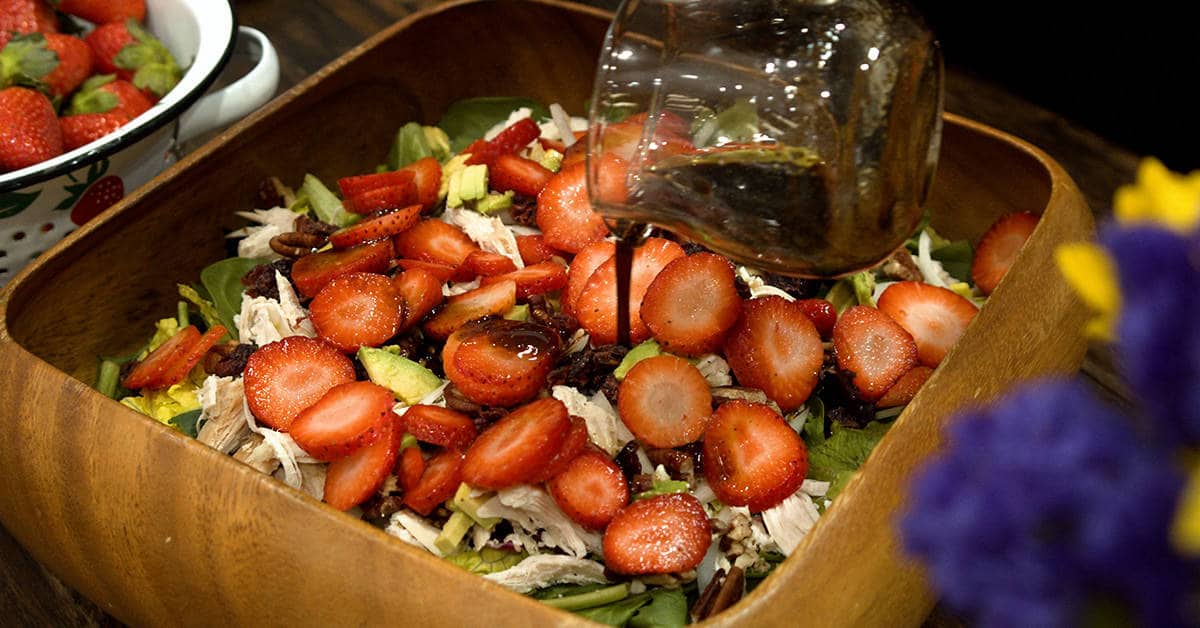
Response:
[602, 493, 711, 575]
[403, 448, 466, 516]
[323, 413, 401, 511]
[461, 397, 572, 490]
[401, 156, 442, 210]
[443, 318, 561, 407]
[617, 354, 713, 448]
[243, 336, 356, 431]
[309, 272, 404, 353]
[536, 156, 627, 253]
[640, 252, 742, 356]
[480, 261, 568, 300]
[528, 416, 590, 484]
[121, 325, 201, 390]
[723, 296, 824, 412]
[575, 237, 686, 345]
[393, 218, 479, 270]
[702, 400, 807, 512]
[344, 183, 418, 214]
[328, 205, 421, 249]
[563, 239, 615, 318]
[338, 170, 415, 198]
[422, 280, 517, 340]
[401, 405, 478, 450]
[289, 380, 397, 461]
[290, 239, 394, 298]
[515, 234, 559, 265]
[876, 365, 934, 408]
[391, 267, 445, 332]
[876, 281, 979, 367]
[832, 305, 919, 402]
[547, 450, 630, 530]
[461, 249, 518, 278]
[156, 324, 228, 388]
[490, 153, 555, 197]
[971, 211, 1039, 295]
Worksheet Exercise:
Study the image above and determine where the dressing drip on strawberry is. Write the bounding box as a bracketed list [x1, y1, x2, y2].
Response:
[98, 99, 1037, 624]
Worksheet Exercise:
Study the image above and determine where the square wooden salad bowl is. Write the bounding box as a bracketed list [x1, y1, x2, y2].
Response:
[0, 0, 1092, 625]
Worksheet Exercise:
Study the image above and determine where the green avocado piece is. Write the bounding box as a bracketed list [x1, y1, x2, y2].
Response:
[357, 346, 442, 404]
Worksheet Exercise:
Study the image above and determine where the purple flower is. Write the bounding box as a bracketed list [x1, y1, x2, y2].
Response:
[899, 380, 1192, 627]
[1099, 224, 1200, 447]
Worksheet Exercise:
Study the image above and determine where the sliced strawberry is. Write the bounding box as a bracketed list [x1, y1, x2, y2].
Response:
[328, 205, 421, 248]
[323, 414, 401, 510]
[528, 416, 590, 484]
[392, 267, 446, 331]
[403, 448, 466, 516]
[575, 237, 686, 345]
[343, 182, 417, 214]
[290, 239, 394, 298]
[393, 219, 479, 269]
[397, 444, 425, 492]
[243, 336, 356, 431]
[121, 325, 201, 390]
[876, 281, 979, 367]
[423, 280, 517, 340]
[795, 298, 837, 339]
[536, 156, 626, 253]
[971, 211, 1039, 295]
[337, 169, 415, 198]
[723, 296, 824, 412]
[461, 397, 572, 489]
[702, 400, 807, 512]
[595, 115, 695, 164]
[640, 252, 742, 356]
[402, 405, 478, 450]
[617, 354, 713, 448]
[462, 138, 504, 167]
[290, 381, 397, 460]
[832, 305, 919, 402]
[401, 156, 442, 210]
[443, 318, 561, 407]
[480, 261, 568, 300]
[461, 249, 518, 278]
[515, 234, 559, 265]
[876, 365, 934, 409]
[156, 324, 227, 388]
[563, 239, 615, 318]
[622, 111, 691, 139]
[491, 153, 554, 197]
[309, 272, 404, 353]
[394, 259, 457, 282]
[548, 450, 629, 530]
[603, 493, 711, 575]
[485, 117, 541, 156]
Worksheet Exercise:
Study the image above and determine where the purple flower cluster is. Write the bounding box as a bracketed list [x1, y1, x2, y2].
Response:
[900, 380, 1192, 627]
[1100, 224, 1200, 447]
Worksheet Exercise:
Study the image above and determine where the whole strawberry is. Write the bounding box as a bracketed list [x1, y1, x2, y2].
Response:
[60, 112, 130, 151]
[40, 33, 95, 98]
[0, 86, 64, 172]
[0, 33, 58, 89]
[67, 74, 153, 119]
[0, 0, 59, 49]
[56, 0, 146, 25]
[84, 19, 181, 100]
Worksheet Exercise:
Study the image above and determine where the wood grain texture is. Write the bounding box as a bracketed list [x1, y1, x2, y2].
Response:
[0, 0, 1130, 625]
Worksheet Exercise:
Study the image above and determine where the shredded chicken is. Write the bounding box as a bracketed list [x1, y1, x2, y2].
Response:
[235, 271, 315, 345]
[386, 511, 445, 556]
[760, 480, 830, 556]
[196, 375, 252, 454]
[443, 206, 524, 269]
[483, 555, 607, 592]
[551, 385, 634, 456]
[476, 485, 602, 559]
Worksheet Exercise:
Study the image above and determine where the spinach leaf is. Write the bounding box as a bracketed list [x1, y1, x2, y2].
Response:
[573, 592, 652, 626]
[531, 582, 609, 601]
[628, 588, 687, 628]
[931, 240, 974, 283]
[199, 257, 266, 340]
[169, 408, 202, 438]
[438, 97, 550, 152]
[802, 419, 892, 500]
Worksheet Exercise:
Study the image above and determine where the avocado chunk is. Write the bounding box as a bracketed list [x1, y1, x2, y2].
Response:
[357, 346, 443, 404]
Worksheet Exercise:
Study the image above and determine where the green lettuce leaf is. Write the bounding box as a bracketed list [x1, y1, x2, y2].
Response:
[199, 257, 267, 340]
[628, 588, 687, 628]
[438, 97, 551, 152]
[177, 284, 226, 335]
[802, 419, 892, 500]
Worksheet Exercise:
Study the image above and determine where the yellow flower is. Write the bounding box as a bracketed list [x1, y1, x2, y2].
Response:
[1113, 158, 1200, 232]
[1172, 465, 1200, 556]
[1055, 242, 1120, 341]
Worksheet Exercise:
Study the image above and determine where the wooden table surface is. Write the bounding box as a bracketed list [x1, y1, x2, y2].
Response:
[0, 0, 1152, 624]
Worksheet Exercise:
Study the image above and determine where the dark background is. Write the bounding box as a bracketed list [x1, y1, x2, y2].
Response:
[913, 2, 1197, 171]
